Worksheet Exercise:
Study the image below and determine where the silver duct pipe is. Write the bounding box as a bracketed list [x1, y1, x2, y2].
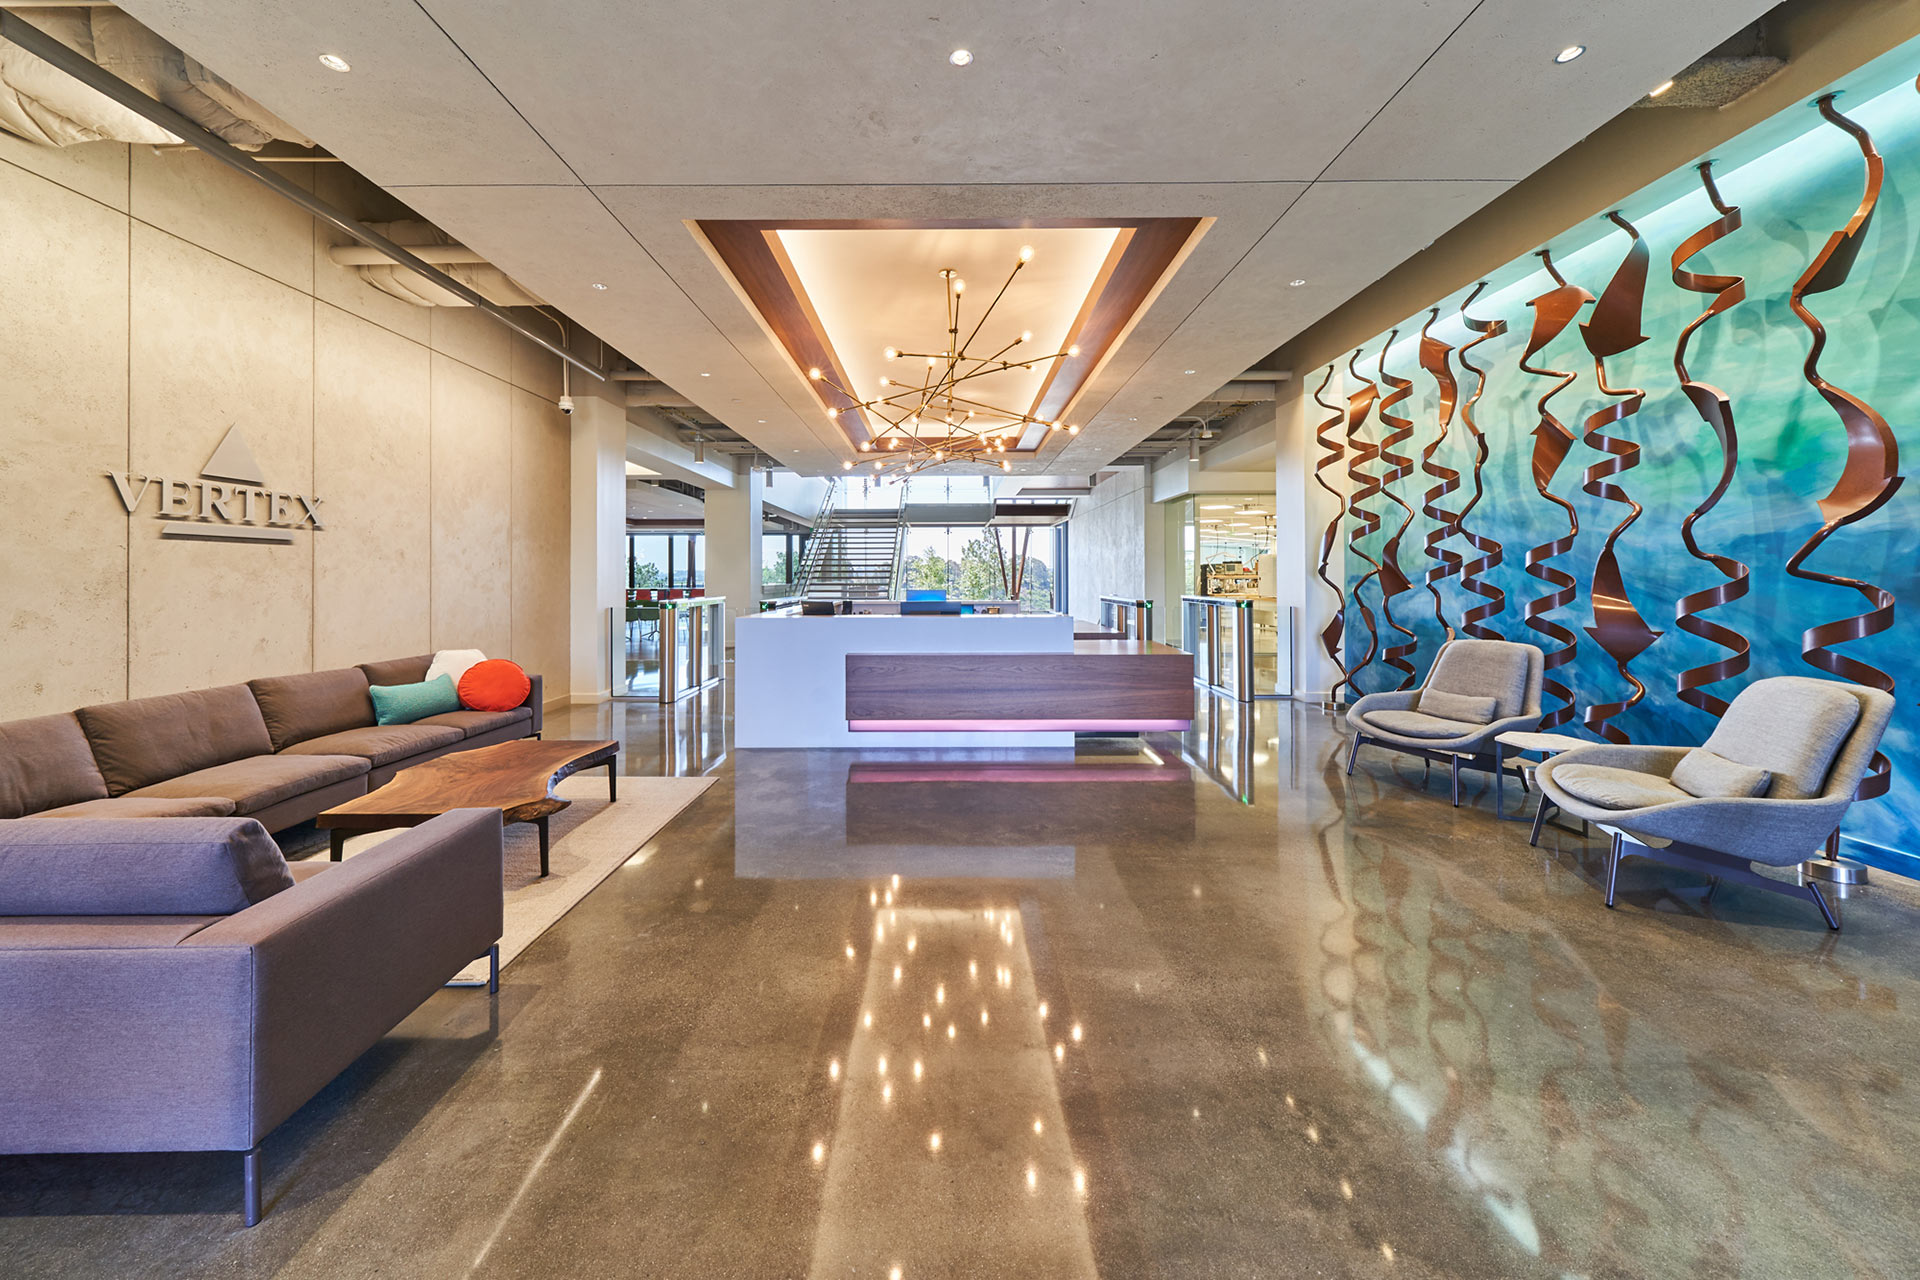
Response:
[0, 10, 605, 383]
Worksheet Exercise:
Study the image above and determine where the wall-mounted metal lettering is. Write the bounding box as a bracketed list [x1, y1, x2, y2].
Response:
[107, 426, 322, 545]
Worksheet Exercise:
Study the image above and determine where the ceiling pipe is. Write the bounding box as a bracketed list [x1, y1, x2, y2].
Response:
[327, 245, 490, 265]
[609, 369, 664, 383]
[626, 390, 698, 408]
[0, 10, 606, 383]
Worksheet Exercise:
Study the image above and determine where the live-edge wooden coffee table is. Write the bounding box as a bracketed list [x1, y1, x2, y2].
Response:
[317, 739, 620, 876]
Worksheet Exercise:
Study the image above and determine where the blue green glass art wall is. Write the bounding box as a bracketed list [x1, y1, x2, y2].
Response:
[1326, 62, 1920, 869]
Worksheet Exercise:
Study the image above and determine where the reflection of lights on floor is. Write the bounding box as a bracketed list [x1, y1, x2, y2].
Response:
[1038, 1002, 1048, 1019]
[1033, 1119, 1044, 1135]
[928, 1132, 941, 1152]
[1070, 1023, 1082, 1043]
[1380, 1243, 1395, 1262]
[829, 1059, 840, 1081]
[812, 1141, 826, 1164]
[912, 1059, 923, 1081]
[1026, 1166, 1038, 1192]
[1074, 1168, 1087, 1197]
[846, 944, 856, 959]
[877, 1056, 888, 1076]
[1340, 1178, 1354, 1201]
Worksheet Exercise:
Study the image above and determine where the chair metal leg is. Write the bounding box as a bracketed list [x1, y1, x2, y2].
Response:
[1529, 798, 1552, 848]
[1494, 746, 1504, 815]
[1702, 876, 1720, 904]
[242, 1144, 262, 1227]
[1807, 880, 1841, 931]
[1345, 736, 1362, 776]
[488, 943, 501, 993]
[1519, 769, 1530, 795]
[1450, 754, 1462, 807]
[1604, 832, 1623, 908]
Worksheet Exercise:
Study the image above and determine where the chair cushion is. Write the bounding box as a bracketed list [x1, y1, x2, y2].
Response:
[77, 685, 274, 796]
[127, 754, 369, 815]
[359, 654, 433, 688]
[1426, 639, 1533, 719]
[0, 712, 108, 818]
[1363, 710, 1483, 740]
[1671, 748, 1771, 799]
[248, 668, 375, 752]
[459, 659, 531, 713]
[369, 675, 461, 726]
[1704, 677, 1861, 800]
[0, 817, 292, 915]
[417, 707, 533, 739]
[281, 723, 464, 767]
[1551, 764, 1690, 811]
[28, 796, 237, 819]
[1417, 689, 1497, 724]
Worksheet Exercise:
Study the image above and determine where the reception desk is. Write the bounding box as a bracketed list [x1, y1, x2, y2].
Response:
[734, 611, 1193, 749]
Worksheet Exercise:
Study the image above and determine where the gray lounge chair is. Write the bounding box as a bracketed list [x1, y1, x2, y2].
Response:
[1345, 639, 1546, 806]
[1534, 676, 1894, 930]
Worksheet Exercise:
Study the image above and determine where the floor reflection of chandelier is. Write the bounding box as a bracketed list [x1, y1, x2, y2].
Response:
[810, 246, 1081, 480]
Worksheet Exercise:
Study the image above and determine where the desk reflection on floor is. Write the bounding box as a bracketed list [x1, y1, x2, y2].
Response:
[732, 744, 1195, 879]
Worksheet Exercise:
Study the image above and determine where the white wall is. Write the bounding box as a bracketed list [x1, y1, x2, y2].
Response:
[703, 460, 765, 643]
[1066, 469, 1148, 621]
[0, 135, 573, 716]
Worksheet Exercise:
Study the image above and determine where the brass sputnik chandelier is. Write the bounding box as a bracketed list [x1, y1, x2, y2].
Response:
[810, 245, 1081, 479]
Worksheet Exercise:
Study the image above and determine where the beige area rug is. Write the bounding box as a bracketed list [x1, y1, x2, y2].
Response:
[333, 774, 714, 984]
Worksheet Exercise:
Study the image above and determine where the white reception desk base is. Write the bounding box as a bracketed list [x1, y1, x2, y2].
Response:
[734, 612, 1076, 749]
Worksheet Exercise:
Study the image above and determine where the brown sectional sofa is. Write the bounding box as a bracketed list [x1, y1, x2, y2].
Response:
[0, 655, 543, 831]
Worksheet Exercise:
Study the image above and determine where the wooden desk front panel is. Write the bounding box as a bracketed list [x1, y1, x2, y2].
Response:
[844, 650, 1194, 721]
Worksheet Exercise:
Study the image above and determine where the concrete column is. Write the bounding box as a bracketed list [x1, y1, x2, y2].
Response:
[568, 390, 627, 704]
[1278, 382, 1346, 700]
[703, 459, 764, 645]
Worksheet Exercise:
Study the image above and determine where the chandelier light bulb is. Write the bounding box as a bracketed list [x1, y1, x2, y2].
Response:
[828, 407, 839, 417]
[1018, 245, 1034, 263]
[808, 367, 823, 380]
[879, 377, 891, 387]
[842, 460, 853, 470]
[1020, 330, 1032, 343]
[883, 347, 897, 360]
[952, 278, 965, 294]
[1067, 345, 1080, 357]
[1000, 460, 1010, 471]
[1067, 425, 1079, 435]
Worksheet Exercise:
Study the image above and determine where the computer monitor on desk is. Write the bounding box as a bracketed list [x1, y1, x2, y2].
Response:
[905, 589, 947, 602]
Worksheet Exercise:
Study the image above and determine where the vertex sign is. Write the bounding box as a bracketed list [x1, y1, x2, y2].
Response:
[109, 426, 323, 545]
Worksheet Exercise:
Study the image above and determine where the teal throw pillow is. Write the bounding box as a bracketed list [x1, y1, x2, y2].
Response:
[370, 675, 461, 725]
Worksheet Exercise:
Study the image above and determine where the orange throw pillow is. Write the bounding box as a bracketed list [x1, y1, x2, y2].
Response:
[458, 659, 531, 712]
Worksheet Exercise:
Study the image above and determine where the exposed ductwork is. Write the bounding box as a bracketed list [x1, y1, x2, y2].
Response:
[326, 221, 543, 308]
[0, 6, 311, 149]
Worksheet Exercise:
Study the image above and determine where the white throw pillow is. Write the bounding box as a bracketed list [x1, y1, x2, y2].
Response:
[424, 649, 487, 687]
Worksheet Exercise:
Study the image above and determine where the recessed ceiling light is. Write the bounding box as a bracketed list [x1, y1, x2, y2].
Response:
[700, 372, 711, 377]
[1289, 279, 1307, 287]
[318, 53, 351, 73]
[1554, 45, 1586, 64]
[590, 282, 608, 291]
[949, 49, 973, 66]
[1648, 79, 1675, 98]
[1183, 369, 1196, 375]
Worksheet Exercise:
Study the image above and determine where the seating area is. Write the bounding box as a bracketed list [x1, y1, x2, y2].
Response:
[0, 656, 542, 831]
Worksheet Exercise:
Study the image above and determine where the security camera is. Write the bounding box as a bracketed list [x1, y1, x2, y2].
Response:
[558, 395, 574, 416]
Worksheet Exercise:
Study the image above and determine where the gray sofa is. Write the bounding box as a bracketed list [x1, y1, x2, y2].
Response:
[0, 809, 504, 1224]
[0, 655, 542, 832]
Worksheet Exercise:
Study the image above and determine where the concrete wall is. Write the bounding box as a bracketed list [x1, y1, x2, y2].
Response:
[0, 136, 572, 718]
[1066, 470, 1147, 622]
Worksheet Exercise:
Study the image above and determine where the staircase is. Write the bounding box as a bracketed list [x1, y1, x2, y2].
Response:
[797, 483, 907, 600]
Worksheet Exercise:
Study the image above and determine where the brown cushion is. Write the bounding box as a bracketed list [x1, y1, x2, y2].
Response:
[127, 754, 369, 815]
[1362, 710, 1482, 740]
[1550, 764, 1690, 810]
[280, 723, 463, 766]
[0, 817, 293, 915]
[76, 685, 274, 796]
[359, 654, 433, 688]
[28, 796, 237, 819]
[0, 916, 225, 949]
[248, 668, 374, 752]
[0, 713, 108, 818]
[417, 707, 533, 739]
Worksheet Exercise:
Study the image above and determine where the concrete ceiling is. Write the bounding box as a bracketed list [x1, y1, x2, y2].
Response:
[115, 0, 1773, 477]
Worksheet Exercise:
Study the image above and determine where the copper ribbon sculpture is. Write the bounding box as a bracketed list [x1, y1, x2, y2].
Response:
[1454, 283, 1509, 640]
[1672, 161, 1753, 719]
[1310, 365, 1351, 701]
[1578, 212, 1662, 744]
[1784, 92, 1901, 801]
[1519, 249, 1594, 731]
[1418, 309, 1461, 641]
[1374, 340, 1421, 690]
[1333, 349, 1383, 703]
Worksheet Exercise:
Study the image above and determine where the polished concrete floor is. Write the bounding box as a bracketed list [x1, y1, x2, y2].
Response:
[6, 685, 1920, 1278]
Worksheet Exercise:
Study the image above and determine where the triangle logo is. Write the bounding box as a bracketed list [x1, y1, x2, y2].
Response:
[201, 425, 266, 486]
